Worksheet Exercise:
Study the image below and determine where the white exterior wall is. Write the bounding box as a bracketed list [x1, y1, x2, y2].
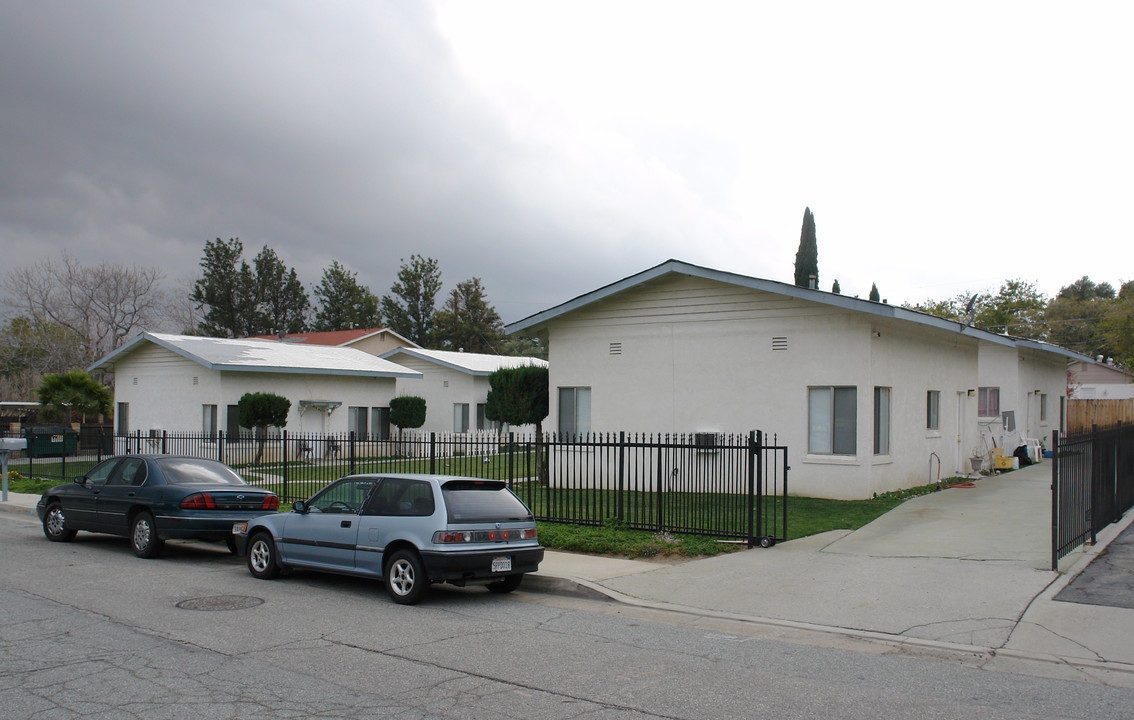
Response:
[977, 343, 1066, 452]
[111, 343, 397, 435]
[390, 356, 486, 435]
[546, 274, 983, 499]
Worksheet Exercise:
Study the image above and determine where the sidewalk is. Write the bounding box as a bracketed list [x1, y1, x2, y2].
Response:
[6, 468, 1133, 682]
[526, 462, 1134, 682]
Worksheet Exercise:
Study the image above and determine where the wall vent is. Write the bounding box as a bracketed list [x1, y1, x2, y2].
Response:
[771, 336, 788, 352]
[132, 377, 138, 385]
[609, 342, 623, 356]
[192, 376, 199, 386]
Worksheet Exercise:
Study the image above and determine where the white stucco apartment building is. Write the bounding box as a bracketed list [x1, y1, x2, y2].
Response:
[379, 347, 549, 435]
[89, 332, 420, 438]
[506, 260, 1087, 499]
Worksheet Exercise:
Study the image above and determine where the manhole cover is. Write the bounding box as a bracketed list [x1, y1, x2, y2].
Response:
[176, 595, 264, 611]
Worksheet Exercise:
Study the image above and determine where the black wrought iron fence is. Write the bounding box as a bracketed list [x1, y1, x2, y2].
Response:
[9, 427, 788, 547]
[1052, 423, 1134, 570]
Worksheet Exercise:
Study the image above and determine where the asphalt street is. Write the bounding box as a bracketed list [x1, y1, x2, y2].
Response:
[2, 510, 1134, 720]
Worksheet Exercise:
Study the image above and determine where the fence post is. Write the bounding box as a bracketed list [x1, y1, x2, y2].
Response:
[507, 431, 514, 488]
[1051, 429, 1059, 571]
[161, 430, 167, 455]
[429, 433, 436, 475]
[748, 430, 758, 548]
[655, 435, 664, 532]
[349, 431, 356, 475]
[617, 431, 625, 522]
[282, 430, 288, 502]
[218, 431, 225, 464]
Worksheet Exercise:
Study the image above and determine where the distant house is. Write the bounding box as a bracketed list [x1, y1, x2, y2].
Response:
[88, 332, 420, 439]
[379, 347, 549, 435]
[505, 260, 1088, 499]
[247, 327, 419, 356]
[1067, 359, 1134, 400]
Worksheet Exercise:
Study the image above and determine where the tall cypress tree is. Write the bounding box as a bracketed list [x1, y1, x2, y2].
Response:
[794, 207, 818, 288]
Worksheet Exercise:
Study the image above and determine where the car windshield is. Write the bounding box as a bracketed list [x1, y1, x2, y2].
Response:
[442, 481, 532, 523]
[157, 458, 247, 486]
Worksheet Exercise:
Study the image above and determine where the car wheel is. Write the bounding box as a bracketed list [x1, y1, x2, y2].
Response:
[225, 536, 239, 555]
[486, 574, 523, 594]
[42, 503, 76, 542]
[247, 532, 281, 579]
[385, 549, 428, 605]
[130, 512, 164, 559]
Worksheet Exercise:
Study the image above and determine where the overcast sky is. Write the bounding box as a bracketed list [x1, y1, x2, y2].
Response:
[1, 1, 1130, 326]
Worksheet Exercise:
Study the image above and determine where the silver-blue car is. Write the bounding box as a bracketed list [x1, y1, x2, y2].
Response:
[233, 473, 544, 605]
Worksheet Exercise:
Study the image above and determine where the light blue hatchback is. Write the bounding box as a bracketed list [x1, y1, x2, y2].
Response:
[234, 473, 544, 604]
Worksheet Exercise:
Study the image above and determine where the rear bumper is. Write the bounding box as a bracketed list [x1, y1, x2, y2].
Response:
[421, 546, 544, 581]
[155, 512, 274, 541]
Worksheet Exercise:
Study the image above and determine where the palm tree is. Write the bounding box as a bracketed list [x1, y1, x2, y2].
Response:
[36, 370, 113, 425]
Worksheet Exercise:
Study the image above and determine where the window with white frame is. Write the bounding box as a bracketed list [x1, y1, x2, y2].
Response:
[202, 404, 218, 439]
[453, 403, 469, 433]
[476, 403, 499, 432]
[808, 386, 856, 455]
[1040, 393, 1048, 422]
[558, 387, 591, 436]
[117, 402, 129, 434]
[874, 387, 891, 455]
[348, 406, 368, 436]
[371, 407, 390, 440]
[926, 390, 940, 431]
[978, 387, 1000, 417]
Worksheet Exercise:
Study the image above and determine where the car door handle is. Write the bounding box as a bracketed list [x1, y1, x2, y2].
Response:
[340, 520, 352, 528]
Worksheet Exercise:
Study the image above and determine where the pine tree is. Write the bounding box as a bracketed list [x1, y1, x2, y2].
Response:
[869, 283, 880, 302]
[793, 207, 818, 288]
[380, 255, 442, 346]
[312, 260, 381, 331]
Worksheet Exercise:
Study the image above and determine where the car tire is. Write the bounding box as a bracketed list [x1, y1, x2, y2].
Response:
[247, 532, 280, 579]
[42, 503, 76, 542]
[131, 511, 164, 559]
[385, 549, 428, 605]
[486, 574, 523, 594]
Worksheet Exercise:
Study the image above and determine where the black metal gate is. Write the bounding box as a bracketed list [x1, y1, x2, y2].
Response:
[1052, 424, 1134, 570]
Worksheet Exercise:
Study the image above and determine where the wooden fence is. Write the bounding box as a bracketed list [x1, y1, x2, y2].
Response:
[1068, 399, 1134, 434]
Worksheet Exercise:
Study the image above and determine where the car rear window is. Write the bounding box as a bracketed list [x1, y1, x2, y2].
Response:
[157, 458, 247, 486]
[441, 482, 532, 523]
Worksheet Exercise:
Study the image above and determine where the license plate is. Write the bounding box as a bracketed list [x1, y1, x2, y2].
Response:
[491, 556, 512, 573]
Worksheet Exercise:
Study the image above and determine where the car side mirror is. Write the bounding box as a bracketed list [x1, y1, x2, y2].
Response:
[293, 500, 309, 514]
[73, 476, 86, 485]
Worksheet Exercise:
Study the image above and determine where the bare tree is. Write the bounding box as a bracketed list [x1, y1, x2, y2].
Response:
[3, 254, 166, 365]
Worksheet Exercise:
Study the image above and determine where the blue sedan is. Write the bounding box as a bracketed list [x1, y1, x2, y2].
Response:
[234, 473, 544, 604]
[37, 455, 279, 558]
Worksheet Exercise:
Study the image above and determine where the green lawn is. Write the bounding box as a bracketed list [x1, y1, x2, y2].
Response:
[8, 465, 954, 560]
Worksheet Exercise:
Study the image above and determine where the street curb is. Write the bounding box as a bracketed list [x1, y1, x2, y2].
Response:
[0, 501, 37, 519]
[525, 571, 1134, 677]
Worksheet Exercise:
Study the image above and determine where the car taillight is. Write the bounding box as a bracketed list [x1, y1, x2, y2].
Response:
[180, 493, 216, 510]
[262, 496, 279, 510]
[432, 528, 537, 544]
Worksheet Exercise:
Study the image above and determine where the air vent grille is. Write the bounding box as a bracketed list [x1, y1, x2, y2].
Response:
[772, 337, 788, 352]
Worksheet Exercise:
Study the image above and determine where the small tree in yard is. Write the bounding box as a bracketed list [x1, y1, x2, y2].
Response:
[389, 396, 426, 452]
[485, 365, 549, 481]
[237, 392, 291, 464]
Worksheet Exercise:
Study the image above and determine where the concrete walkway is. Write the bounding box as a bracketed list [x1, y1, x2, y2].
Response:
[6, 463, 1133, 682]
[528, 462, 1134, 681]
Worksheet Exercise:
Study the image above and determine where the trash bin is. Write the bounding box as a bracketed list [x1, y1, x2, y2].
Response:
[24, 425, 78, 458]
